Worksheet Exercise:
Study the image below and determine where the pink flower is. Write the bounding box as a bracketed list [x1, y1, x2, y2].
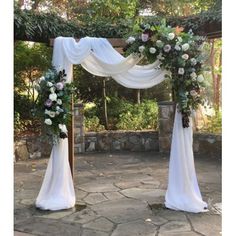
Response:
[56, 82, 64, 90]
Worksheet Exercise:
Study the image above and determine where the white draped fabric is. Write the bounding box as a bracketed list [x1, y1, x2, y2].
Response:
[36, 36, 207, 213]
[36, 139, 75, 210]
[165, 109, 208, 212]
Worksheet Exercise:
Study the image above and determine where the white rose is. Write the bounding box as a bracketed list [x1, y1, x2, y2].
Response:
[156, 40, 164, 48]
[190, 58, 197, 66]
[56, 106, 61, 111]
[197, 74, 204, 83]
[182, 43, 190, 51]
[144, 23, 151, 29]
[190, 72, 197, 80]
[49, 111, 56, 118]
[141, 33, 149, 42]
[57, 99, 62, 105]
[56, 111, 60, 115]
[178, 68, 185, 75]
[59, 124, 68, 133]
[190, 90, 198, 97]
[167, 32, 175, 40]
[163, 44, 171, 53]
[47, 82, 53, 87]
[139, 45, 145, 53]
[50, 87, 55, 93]
[182, 54, 189, 60]
[49, 93, 57, 101]
[177, 36, 183, 42]
[44, 109, 50, 115]
[149, 47, 157, 54]
[44, 118, 52, 125]
[39, 76, 45, 82]
[174, 45, 181, 51]
[126, 36, 136, 44]
[156, 53, 164, 60]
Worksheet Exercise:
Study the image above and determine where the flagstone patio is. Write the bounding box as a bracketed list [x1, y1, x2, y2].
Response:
[14, 152, 221, 236]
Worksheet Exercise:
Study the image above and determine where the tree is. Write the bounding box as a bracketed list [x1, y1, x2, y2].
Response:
[14, 41, 52, 125]
[209, 38, 221, 109]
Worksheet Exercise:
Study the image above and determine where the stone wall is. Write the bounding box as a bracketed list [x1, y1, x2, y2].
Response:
[14, 137, 52, 161]
[193, 133, 222, 158]
[82, 130, 159, 153]
[74, 103, 85, 153]
[14, 103, 221, 160]
[158, 101, 175, 152]
[14, 132, 221, 160]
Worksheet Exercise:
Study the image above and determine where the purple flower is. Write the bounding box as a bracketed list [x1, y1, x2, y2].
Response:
[56, 82, 64, 90]
[45, 99, 53, 107]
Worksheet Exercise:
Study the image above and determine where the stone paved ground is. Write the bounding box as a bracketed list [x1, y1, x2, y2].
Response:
[14, 152, 221, 236]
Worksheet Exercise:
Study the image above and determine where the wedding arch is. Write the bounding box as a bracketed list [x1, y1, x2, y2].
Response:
[35, 35, 208, 213]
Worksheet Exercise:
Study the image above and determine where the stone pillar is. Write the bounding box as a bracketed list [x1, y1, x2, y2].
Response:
[74, 103, 85, 153]
[158, 101, 176, 153]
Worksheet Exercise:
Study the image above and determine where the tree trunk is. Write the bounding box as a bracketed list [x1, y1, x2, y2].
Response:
[136, 89, 141, 104]
[210, 39, 218, 109]
[216, 49, 222, 109]
[102, 79, 108, 129]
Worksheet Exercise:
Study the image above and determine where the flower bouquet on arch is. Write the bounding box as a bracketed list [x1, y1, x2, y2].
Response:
[124, 19, 208, 128]
[35, 68, 77, 143]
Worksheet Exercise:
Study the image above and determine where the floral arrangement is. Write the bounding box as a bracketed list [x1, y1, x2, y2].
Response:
[35, 68, 76, 142]
[124, 20, 206, 128]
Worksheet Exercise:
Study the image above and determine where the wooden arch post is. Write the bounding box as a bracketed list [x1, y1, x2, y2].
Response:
[49, 38, 126, 177]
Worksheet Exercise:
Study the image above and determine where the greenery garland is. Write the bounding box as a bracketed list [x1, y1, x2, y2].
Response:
[124, 20, 206, 128]
[35, 68, 76, 143]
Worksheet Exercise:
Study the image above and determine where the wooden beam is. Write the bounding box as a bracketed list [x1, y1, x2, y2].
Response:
[68, 95, 74, 177]
[49, 38, 126, 47]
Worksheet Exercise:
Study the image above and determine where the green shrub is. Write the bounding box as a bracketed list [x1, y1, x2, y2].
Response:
[116, 99, 158, 130]
[84, 98, 158, 131]
[201, 110, 222, 134]
[85, 116, 105, 132]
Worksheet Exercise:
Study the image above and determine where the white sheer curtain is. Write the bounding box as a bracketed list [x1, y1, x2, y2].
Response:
[36, 36, 207, 213]
[165, 109, 208, 212]
[36, 139, 75, 210]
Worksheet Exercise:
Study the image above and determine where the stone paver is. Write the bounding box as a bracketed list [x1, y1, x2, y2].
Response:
[14, 152, 221, 236]
[14, 231, 35, 236]
[83, 217, 114, 232]
[159, 220, 191, 233]
[14, 217, 83, 236]
[82, 229, 110, 236]
[63, 208, 99, 224]
[79, 182, 120, 193]
[91, 198, 152, 224]
[103, 191, 124, 200]
[121, 187, 166, 202]
[188, 214, 221, 236]
[83, 193, 108, 205]
[111, 220, 157, 236]
[159, 232, 200, 236]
